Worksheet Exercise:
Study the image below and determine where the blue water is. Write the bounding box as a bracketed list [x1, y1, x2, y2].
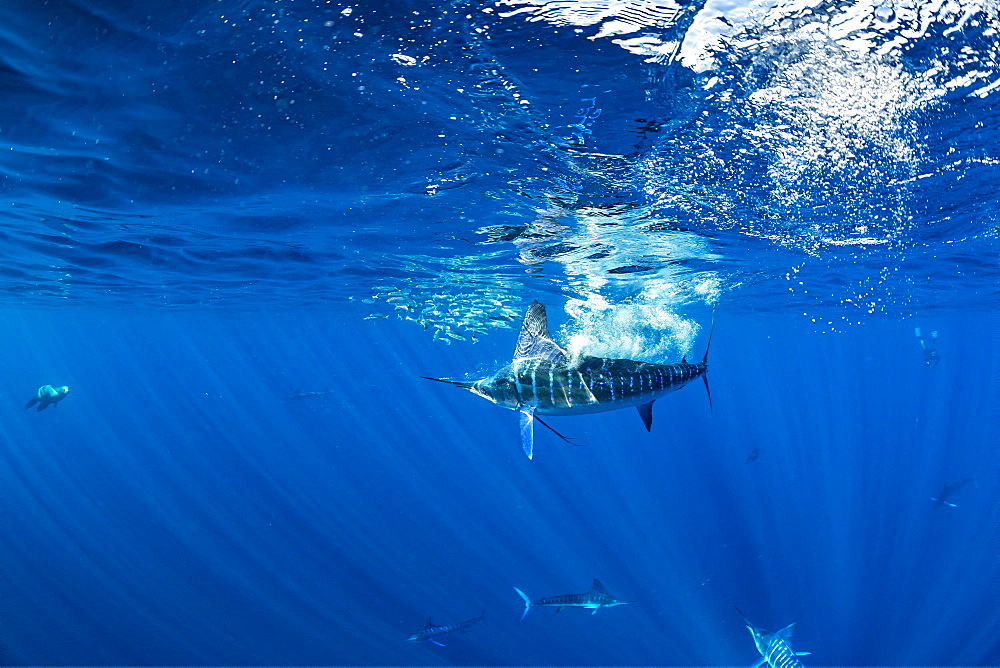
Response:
[1, 0, 998, 665]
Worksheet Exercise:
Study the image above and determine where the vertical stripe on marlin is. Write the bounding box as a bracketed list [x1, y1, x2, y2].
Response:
[560, 368, 572, 408]
[518, 364, 535, 403]
[766, 641, 803, 668]
[536, 361, 551, 405]
[534, 360, 544, 403]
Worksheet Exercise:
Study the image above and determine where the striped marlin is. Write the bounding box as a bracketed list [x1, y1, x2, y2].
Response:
[406, 611, 484, 647]
[514, 579, 629, 619]
[736, 608, 811, 668]
[423, 300, 712, 458]
[931, 477, 974, 508]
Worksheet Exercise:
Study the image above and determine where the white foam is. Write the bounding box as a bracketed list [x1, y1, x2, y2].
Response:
[562, 289, 708, 362]
[498, 0, 999, 93]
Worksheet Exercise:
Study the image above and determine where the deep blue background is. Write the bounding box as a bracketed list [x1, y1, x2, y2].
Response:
[1, 305, 997, 664]
[2, 0, 999, 664]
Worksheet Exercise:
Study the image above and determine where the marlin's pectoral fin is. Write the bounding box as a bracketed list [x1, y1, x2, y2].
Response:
[751, 659, 766, 668]
[430, 639, 445, 647]
[535, 415, 579, 446]
[519, 407, 535, 459]
[637, 401, 654, 431]
[591, 605, 600, 615]
[795, 652, 811, 656]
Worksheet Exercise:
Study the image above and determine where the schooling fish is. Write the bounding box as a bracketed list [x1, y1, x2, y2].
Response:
[406, 611, 484, 647]
[423, 300, 712, 458]
[736, 608, 811, 668]
[514, 579, 630, 619]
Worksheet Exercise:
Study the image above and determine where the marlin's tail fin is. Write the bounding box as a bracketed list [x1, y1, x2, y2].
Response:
[514, 587, 532, 620]
[702, 311, 715, 414]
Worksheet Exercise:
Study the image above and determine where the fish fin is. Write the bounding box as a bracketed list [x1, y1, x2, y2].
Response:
[555, 606, 562, 613]
[591, 605, 600, 615]
[24, 397, 37, 409]
[702, 373, 713, 414]
[751, 659, 766, 668]
[636, 401, 654, 431]
[534, 415, 579, 446]
[519, 407, 535, 459]
[591, 578, 607, 593]
[423, 618, 434, 629]
[514, 587, 531, 620]
[701, 309, 715, 365]
[513, 301, 570, 364]
[795, 652, 811, 656]
[700, 309, 715, 413]
[430, 639, 445, 647]
[775, 623, 797, 641]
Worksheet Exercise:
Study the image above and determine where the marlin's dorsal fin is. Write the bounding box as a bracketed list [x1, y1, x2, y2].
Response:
[513, 301, 569, 364]
[591, 578, 607, 593]
[424, 617, 434, 629]
[775, 623, 797, 641]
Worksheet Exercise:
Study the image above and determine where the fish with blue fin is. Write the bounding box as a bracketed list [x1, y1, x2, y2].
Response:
[736, 608, 811, 668]
[931, 477, 974, 508]
[514, 579, 630, 619]
[406, 610, 484, 647]
[285, 388, 331, 400]
[423, 300, 713, 458]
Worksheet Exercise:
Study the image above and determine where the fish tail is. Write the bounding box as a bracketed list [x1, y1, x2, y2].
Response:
[514, 587, 532, 620]
[701, 310, 715, 413]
